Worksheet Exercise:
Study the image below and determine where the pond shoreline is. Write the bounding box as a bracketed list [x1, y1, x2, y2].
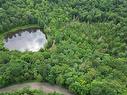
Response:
[4, 28, 47, 52]
[4, 25, 42, 39]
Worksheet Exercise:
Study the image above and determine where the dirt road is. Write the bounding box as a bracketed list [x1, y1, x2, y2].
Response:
[0, 82, 73, 95]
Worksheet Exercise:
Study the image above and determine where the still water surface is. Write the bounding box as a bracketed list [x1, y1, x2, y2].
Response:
[4, 29, 47, 52]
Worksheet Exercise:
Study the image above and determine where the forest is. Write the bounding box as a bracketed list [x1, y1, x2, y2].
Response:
[0, 0, 127, 95]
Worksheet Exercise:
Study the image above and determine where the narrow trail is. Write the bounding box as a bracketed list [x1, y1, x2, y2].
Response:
[0, 82, 73, 95]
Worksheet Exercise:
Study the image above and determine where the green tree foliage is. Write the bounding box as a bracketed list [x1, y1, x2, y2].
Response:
[0, 88, 63, 95]
[0, 0, 127, 95]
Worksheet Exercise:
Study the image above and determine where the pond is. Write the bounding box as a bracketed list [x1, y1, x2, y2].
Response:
[4, 28, 47, 52]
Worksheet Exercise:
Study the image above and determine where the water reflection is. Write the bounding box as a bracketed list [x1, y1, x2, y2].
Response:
[4, 29, 47, 52]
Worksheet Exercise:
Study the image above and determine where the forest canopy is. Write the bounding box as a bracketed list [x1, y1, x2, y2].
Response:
[0, 0, 127, 95]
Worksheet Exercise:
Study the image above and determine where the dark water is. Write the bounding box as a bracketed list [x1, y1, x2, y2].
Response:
[4, 29, 47, 52]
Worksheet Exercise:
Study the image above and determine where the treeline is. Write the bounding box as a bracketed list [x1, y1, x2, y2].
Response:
[0, 0, 127, 32]
[0, 88, 63, 95]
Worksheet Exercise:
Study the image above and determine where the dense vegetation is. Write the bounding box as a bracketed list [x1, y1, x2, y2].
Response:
[0, 88, 63, 95]
[0, 0, 127, 95]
